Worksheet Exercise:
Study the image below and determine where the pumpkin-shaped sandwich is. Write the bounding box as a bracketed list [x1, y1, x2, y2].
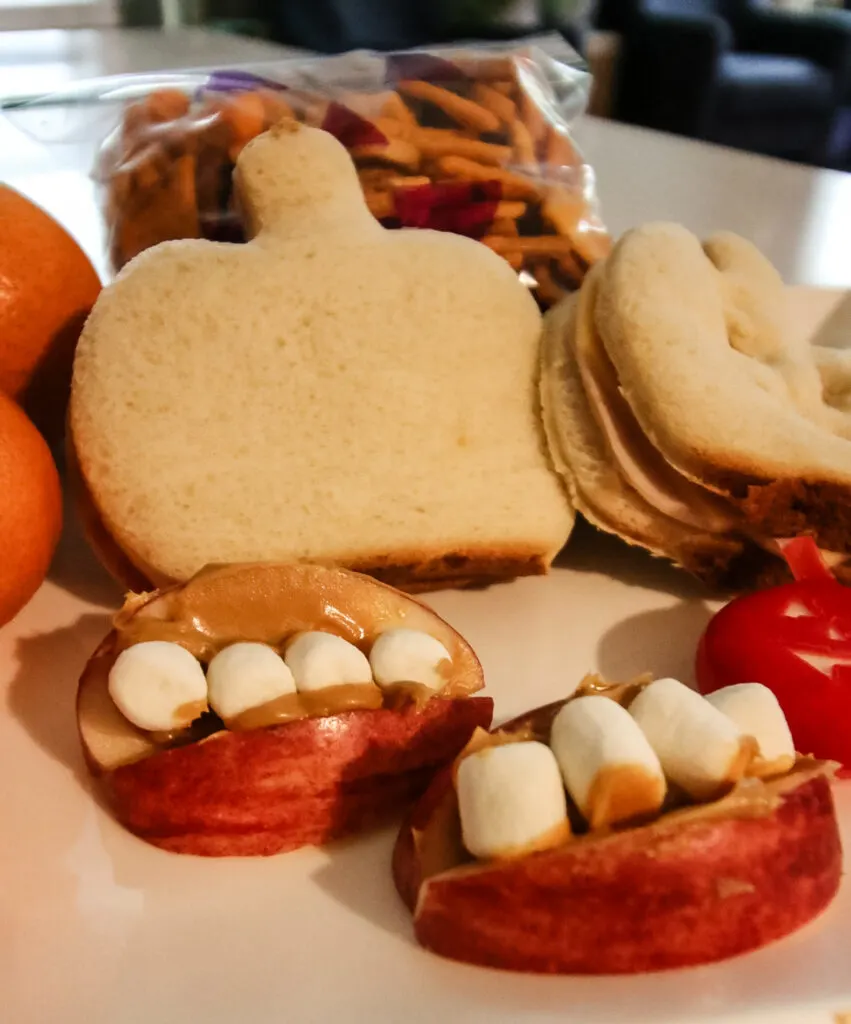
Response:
[77, 562, 492, 856]
[69, 119, 573, 594]
[394, 675, 841, 973]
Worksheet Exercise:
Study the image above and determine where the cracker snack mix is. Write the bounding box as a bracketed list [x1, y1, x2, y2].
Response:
[93, 42, 609, 305]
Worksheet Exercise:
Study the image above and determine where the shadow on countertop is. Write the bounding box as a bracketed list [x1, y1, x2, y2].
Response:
[554, 518, 715, 603]
[6, 611, 112, 787]
[595, 600, 715, 688]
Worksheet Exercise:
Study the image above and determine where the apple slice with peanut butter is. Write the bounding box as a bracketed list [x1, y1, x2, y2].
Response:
[77, 561, 492, 857]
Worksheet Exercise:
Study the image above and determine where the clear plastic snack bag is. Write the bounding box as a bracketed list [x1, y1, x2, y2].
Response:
[4, 36, 610, 307]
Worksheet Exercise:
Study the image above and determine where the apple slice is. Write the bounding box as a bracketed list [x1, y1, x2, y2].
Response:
[393, 696, 842, 974]
[77, 562, 493, 856]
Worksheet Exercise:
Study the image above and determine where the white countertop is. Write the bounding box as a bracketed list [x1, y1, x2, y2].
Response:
[574, 118, 851, 290]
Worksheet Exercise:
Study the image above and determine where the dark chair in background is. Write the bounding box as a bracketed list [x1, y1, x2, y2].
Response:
[595, 0, 851, 165]
[261, 1, 591, 55]
[209, 0, 593, 56]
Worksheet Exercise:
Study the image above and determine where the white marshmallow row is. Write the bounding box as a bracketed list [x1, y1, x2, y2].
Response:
[704, 682, 796, 775]
[108, 627, 452, 733]
[456, 678, 796, 861]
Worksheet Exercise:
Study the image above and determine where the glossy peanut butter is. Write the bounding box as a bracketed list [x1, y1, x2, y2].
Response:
[114, 563, 481, 702]
[79, 562, 484, 772]
[585, 762, 666, 829]
[230, 683, 384, 731]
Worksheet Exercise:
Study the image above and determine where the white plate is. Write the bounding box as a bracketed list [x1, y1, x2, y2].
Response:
[1, 288, 850, 1024]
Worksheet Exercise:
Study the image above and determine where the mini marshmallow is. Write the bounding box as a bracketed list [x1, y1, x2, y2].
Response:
[705, 683, 795, 769]
[109, 640, 208, 733]
[550, 695, 666, 828]
[284, 631, 372, 692]
[369, 628, 452, 691]
[629, 678, 756, 801]
[207, 642, 296, 722]
[456, 741, 570, 859]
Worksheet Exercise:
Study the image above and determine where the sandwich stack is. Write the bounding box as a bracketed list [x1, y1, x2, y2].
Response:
[540, 222, 851, 586]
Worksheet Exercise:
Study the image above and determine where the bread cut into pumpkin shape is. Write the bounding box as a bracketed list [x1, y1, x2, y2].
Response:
[70, 120, 572, 591]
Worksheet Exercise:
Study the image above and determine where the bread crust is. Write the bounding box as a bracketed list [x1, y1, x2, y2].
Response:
[69, 425, 557, 594]
[65, 430, 154, 593]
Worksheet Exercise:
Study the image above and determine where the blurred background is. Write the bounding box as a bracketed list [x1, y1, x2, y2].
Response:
[1, 0, 850, 170]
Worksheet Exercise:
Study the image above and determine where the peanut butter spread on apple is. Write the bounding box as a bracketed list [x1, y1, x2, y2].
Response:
[416, 675, 834, 879]
[78, 563, 485, 771]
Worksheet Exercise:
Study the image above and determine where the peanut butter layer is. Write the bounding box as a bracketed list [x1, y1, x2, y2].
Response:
[230, 683, 384, 731]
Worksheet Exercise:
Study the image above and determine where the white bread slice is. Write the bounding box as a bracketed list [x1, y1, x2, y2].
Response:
[597, 224, 851, 488]
[595, 224, 851, 551]
[70, 122, 573, 590]
[705, 232, 851, 440]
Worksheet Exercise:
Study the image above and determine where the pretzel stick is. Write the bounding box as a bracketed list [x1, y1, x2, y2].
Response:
[556, 251, 586, 287]
[375, 115, 412, 141]
[509, 118, 537, 171]
[541, 187, 584, 234]
[396, 80, 500, 134]
[412, 127, 511, 166]
[544, 127, 583, 169]
[109, 169, 133, 207]
[517, 86, 547, 154]
[364, 191, 395, 219]
[123, 143, 167, 190]
[480, 234, 577, 256]
[121, 100, 150, 137]
[389, 175, 431, 188]
[384, 91, 417, 127]
[543, 187, 612, 264]
[532, 262, 564, 306]
[491, 218, 519, 236]
[471, 82, 516, 124]
[352, 139, 421, 171]
[437, 156, 540, 200]
[502, 251, 524, 270]
[494, 200, 526, 219]
[173, 153, 197, 210]
[220, 92, 266, 143]
[145, 88, 190, 123]
[358, 167, 398, 190]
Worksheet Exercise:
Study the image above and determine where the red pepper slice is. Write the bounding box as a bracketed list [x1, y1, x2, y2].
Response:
[696, 537, 851, 775]
[775, 536, 834, 583]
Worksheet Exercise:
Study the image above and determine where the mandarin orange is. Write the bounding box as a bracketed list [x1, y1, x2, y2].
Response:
[0, 185, 100, 440]
[0, 391, 62, 626]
